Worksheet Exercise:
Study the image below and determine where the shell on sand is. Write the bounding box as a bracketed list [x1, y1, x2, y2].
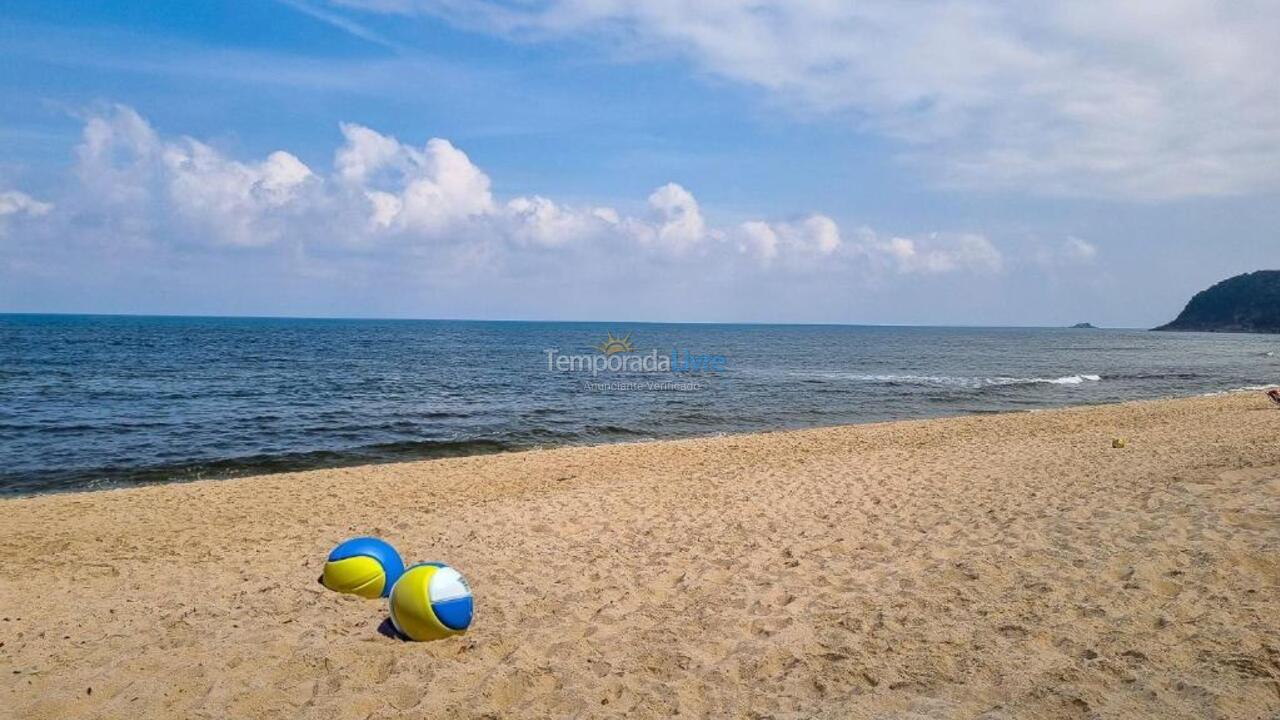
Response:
[2, 393, 1278, 719]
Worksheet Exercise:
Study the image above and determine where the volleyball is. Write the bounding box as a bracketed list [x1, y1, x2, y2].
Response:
[388, 562, 474, 641]
[321, 537, 405, 599]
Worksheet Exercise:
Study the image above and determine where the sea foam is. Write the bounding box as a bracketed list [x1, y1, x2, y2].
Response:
[837, 373, 1102, 389]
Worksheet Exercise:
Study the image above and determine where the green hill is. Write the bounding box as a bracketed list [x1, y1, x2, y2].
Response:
[1155, 270, 1280, 333]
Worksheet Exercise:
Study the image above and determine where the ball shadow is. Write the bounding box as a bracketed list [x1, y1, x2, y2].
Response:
[378, 617, 408, 642]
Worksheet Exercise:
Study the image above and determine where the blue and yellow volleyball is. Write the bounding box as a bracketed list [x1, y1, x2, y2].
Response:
[322, 537, 404, 599]
[388, 562, 474, 641]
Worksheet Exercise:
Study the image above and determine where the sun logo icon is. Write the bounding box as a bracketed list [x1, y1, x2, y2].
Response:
[595, 331, 635, 356]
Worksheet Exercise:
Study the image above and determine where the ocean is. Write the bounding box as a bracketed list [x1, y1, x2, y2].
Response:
[1, 314, 1276, 494]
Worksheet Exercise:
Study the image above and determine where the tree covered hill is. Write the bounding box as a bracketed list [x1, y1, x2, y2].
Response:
[1155, 270, 1280, 333]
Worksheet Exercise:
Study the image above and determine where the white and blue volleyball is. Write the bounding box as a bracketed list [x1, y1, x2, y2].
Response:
[321, 537, 405, 599]
[388, 562, 474, 641]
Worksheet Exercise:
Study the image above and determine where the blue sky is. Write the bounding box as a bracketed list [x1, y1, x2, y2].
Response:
[2, 0, 1278, 325]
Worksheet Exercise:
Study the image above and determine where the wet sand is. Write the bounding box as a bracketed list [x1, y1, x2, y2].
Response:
[2, 392, 1279, 718]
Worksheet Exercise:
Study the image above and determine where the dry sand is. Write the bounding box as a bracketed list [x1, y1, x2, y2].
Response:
[2, 393, 1279, 719]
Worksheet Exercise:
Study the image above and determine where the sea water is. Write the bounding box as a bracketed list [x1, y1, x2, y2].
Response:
[1, 314, 1276, 494]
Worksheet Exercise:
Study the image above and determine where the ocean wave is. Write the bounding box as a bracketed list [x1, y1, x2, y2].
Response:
[830, 373, 1102, 389]
[1044, 374, 1103, 384]
[1199, 385, 1278, 397]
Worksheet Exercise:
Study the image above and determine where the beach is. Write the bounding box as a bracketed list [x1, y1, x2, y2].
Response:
[2, 392, 1278, 719]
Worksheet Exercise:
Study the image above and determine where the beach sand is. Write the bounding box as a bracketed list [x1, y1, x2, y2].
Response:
[2, 393, 1279, 719]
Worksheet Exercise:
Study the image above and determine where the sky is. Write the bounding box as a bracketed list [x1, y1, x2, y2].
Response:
[1, 0, 1277, 326]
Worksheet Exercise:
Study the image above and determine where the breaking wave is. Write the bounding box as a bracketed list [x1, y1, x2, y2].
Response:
[832, 373, 1103, 389]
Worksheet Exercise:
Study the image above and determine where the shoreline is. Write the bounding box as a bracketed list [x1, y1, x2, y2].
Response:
[3, 392, 1279, 718]
[5, 387, 1276, 499]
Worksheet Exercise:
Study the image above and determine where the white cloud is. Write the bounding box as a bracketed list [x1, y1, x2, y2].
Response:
[7, 105, 1090, 322]
[162, 143, 314, 246]
[13, 105, 1017, 298]
[504, 195, 611, 248]
[0, 191, 52, 218]
[0, 190, 52, 240]
[625, 182, 711, 255]
[736, 215, 841, 264]
[73, 105, 316, 247]
[1063, 236, 1098, 263]
[350, 0, 1280, 200]
[335, 122, 406, 185]
[736, 221, 778, 262]
[788, 215, 841, 256]
[75, 105, 161, 207]
[336, 125, 494, 235]
[1033, 235, 1099, 268]
[855, 230, 1004, 275]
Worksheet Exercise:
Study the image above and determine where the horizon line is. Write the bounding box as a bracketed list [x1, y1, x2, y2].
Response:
[0, 310, 1145, 330]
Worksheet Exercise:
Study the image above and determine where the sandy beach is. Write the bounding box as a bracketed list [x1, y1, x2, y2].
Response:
[2, 392, 1278, 719]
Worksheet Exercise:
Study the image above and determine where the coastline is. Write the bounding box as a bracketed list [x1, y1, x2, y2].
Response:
[6, 383, 1275, 499]
[9, 316, 1279, 497]
[3, 392, 1279, 718]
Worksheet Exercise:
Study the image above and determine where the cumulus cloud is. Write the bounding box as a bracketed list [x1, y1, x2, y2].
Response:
[163, 146, 314, 246]
[622, 183, 712, 255]
[736, 221, 778, 262]
[73, 105, 316, 247]
[344, 0, 1280, 200]
[7, 104, 1020, 304]
[503, 195, 621, 248]
[854, 230, 1004, 275]
[337, 124, 494, 235]
[735, 215, 841, 265]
